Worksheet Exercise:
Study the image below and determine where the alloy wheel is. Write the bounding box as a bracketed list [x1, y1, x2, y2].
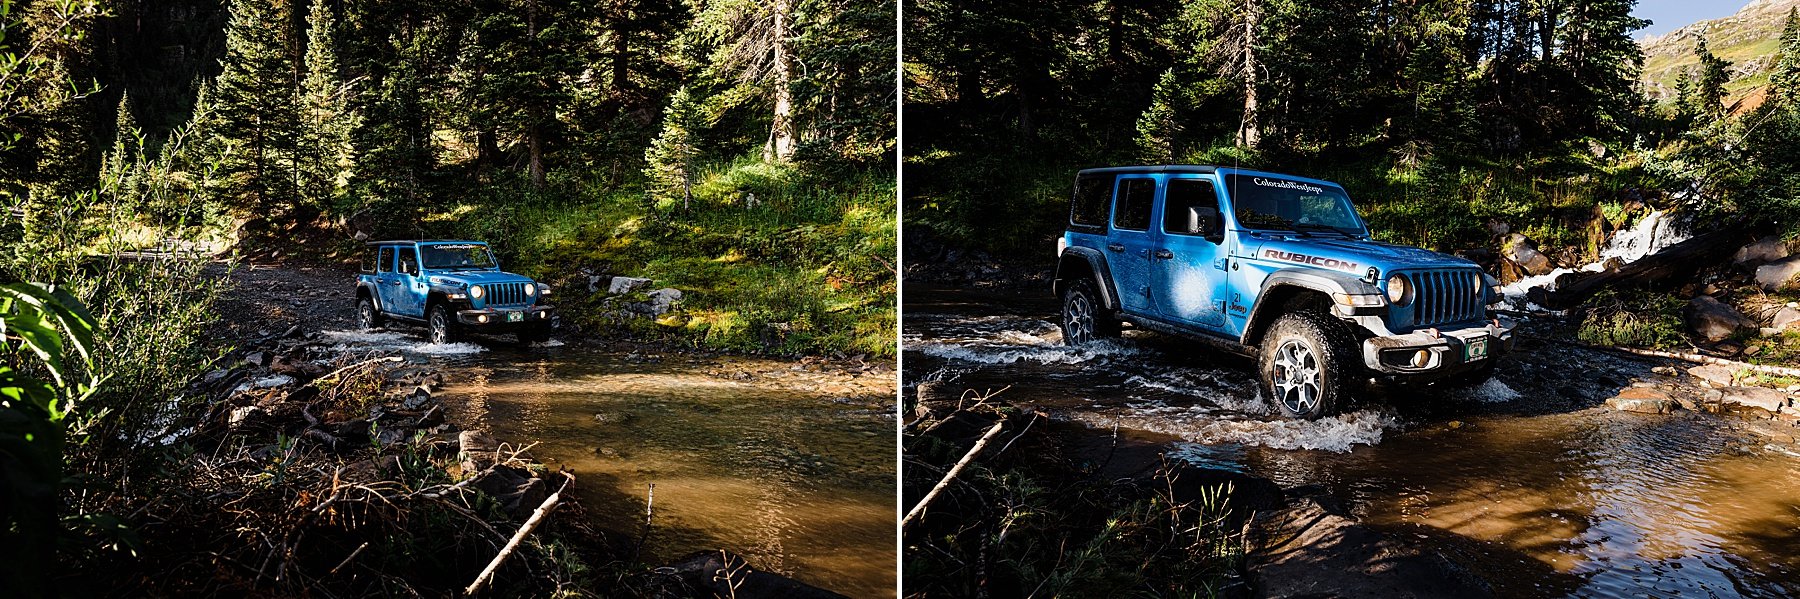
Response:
[1272, 339, 1322, 415]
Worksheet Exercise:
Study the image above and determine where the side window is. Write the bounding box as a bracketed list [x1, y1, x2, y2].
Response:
[1162, 179, 1220, 237]
[360, 248, 377, 273]
[398, 248, 419, 276]
[378, 247, 395, 273]
[1070, 174, 1111, 227]
[1112, 178, 1155, 231]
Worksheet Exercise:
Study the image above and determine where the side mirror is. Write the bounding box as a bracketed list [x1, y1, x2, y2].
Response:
[1186, 207, 1219, 236]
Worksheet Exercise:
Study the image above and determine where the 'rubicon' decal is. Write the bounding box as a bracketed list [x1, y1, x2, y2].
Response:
[1262, 249, 1361, 272]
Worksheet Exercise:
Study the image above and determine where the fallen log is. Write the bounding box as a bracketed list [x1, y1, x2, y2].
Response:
[1526, 227, 1752, 310]
[901, 417, 1007, 531]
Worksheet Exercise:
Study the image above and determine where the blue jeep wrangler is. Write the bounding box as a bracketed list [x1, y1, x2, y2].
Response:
[355, 240, 554, 344]
[1055, 166, 1516, 419]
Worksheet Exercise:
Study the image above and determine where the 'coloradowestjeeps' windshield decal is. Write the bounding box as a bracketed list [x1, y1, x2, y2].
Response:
[1262, 249, 1360, 273]
[1251, 177, 1325, 195]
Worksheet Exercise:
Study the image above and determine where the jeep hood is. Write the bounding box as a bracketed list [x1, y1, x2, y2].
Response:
[1241, 236, 1477, 275]
[427, 270, 531, 285]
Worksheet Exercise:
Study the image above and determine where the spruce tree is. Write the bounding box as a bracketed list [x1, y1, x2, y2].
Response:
[299, 0, 357, 211]
[1690, 34, 1732, 120]
[207, 0, 303, 226]
[645, 85, 705, 210]
[688, 0, 801, 161]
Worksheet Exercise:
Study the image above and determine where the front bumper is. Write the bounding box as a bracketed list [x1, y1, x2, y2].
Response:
[456, 305, 554, 330]
[1360, 316, 1516, 377]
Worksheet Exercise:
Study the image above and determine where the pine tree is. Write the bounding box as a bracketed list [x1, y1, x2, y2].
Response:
[1689, 34, 1732, 120]
[299, 0, 357, 211]
[791, 0, 895, 162]
[688, 0, 801, 161]
[645, 86, 705, 209]
[206, 0, 303, 224]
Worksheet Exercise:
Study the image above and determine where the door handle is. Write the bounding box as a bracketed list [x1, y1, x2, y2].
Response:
[389, 280, 401, 285]
[1107, 243, 1125, 252]
[1154, 249, 1174, 260]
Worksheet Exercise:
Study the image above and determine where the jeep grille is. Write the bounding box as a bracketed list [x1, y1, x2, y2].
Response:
[487, 282, 529, 307]
[1410, 269, 1482, 327]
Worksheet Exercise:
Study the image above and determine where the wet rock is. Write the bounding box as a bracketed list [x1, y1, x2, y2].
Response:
[591, 412, 630, 425]
[1719, 386, 1789, 413]
[608, 276, 652, 294]
[1734, 236, 1799, 267]
[459, 430, 499, 456]
[469, 465, 548, 519]
[1501, 234, 1555, 276]
[651, 551, 849, 599]
[1687, 364, 1739, 387]
[1248, 496, 1493, 599]
[1651, 366, 1679, 376]
[1756, 255, 1800, 290]
[1686, 296, 1752, 343]
[1606, 387, 1675, 414]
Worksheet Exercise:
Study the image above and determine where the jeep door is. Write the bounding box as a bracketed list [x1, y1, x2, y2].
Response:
[1150, 177, 1230, 331]
[1105, 176, 1159, 315]
[393, 246, 426, 318]
[375, 245, 406, 315]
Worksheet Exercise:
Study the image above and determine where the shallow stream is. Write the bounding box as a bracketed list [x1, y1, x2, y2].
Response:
[325, 330, 898, 598]
[905, 286, 1800, 597]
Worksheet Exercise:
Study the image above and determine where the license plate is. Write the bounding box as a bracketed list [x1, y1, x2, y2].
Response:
[506, 312, 523, 323]
[1465, 337, 1489, 361]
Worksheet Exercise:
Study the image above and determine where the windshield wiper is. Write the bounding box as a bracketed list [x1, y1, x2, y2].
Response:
[1292, 223, 1356, 237]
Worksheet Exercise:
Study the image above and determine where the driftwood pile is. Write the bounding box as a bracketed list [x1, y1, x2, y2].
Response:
[72, 329, 592, 597]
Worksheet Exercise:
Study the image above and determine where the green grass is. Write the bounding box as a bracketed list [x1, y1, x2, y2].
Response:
[424, 157, 896, 357]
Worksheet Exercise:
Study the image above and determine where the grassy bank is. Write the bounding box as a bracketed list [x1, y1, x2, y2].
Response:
[421, 157, 896, 358]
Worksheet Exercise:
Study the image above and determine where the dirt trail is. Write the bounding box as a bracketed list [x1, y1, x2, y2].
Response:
[210, 262, 357, 341]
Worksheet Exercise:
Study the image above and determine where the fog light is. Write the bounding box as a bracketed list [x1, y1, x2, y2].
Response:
[538, 311, 548, 319]
[477, 314, 490, 324]
[1411, 350, 1430, 368]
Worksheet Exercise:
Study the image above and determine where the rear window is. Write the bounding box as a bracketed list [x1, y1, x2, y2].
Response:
[1113, 178, 1155, 231]
[1070, 174, 1111, 227]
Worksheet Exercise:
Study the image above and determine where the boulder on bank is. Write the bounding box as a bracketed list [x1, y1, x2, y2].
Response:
[1248, 496, 1492, 598]
[1718, 386, 1790, 414]
[1735, 236, 1800, 267]
[1756, 255, 1800, 290]
[1606, 387, 1675, 414]
[608, 276, 652, 295]
[1501, 234, 1555, 276]
[1686, 296, 1753, 343]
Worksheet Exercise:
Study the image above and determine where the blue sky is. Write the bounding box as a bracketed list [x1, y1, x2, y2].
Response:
[1633, 0, 1749, 39]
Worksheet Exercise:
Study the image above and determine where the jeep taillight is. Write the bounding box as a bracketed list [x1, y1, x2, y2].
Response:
[1056, 237, 1067, 257]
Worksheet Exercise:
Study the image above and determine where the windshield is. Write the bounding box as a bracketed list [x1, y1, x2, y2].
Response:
[421, 244, 497, 270]
[1225, 175, 1364, 236]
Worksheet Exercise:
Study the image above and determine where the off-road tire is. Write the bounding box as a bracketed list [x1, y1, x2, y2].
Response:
[517, 324, 551, 345]
[356, 296, 382, 330]
[1259, 311, 1360, 420]
[1060, 278, 1121, 345]
[428, 304, 455, 345]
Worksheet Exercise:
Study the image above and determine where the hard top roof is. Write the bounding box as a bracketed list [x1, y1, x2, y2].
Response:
[1074, 165, 1343, 187]
[365, 239, 488, 246]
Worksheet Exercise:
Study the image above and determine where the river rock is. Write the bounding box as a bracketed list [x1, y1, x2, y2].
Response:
[1686, 296, 1752, 343]
[1756, 255, 1800, 290]
[459, 430, 499, 455]
[1719, 386, 1789, 413]
[627, 288, 683, 316]
[1501, 234, 1555, 276]
[608, 276, 652, 294]
[1770, 307, 1800, 332]
[1735, 236, 1799, 267]
[1687, 364, 1739, 387]
[651, 551, 849, 599]
[1606, 387, 1675, 414]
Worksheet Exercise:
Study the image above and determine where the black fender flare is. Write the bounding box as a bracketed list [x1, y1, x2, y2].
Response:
[1240, 268, 1382, 346]
[1054, 247, 1120, 311]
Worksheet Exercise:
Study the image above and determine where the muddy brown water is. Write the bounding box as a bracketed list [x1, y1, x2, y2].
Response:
[321, 330, 897, 598]
[905, 285, 1800, 598]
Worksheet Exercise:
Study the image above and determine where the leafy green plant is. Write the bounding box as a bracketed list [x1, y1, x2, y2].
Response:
[1578, 289, 1690, 349]
[0, 282, 99, 596]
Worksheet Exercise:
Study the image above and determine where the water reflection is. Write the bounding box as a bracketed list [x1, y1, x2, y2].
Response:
[441, 348, 896, 598]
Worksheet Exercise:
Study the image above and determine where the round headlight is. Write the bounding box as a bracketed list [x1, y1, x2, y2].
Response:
[1386, 274, 1410, 305]
[1471, 272, 1482, 295]
[524, 283, 537, 296]
[469, 285, 485, 299]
